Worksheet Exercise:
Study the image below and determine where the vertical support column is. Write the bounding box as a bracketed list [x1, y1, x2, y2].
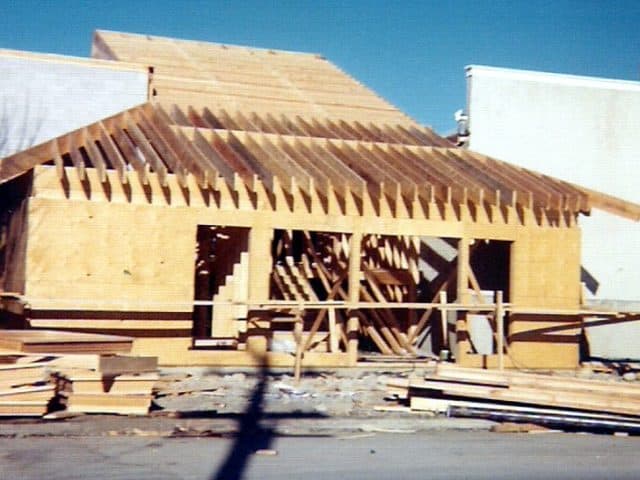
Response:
[496, 290, 505, 371]
[248, 225, 274, 302]
[347, 231, 362, 365]
[246, 225, 274, 356]
[438, 290, 449, 354]
[455, 236, 470, 365]
[456, 236, 471, 303]
[293, 312, 303, 384]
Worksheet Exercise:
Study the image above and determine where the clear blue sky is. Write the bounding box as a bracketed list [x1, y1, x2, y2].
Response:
[2, 0, 639, 133]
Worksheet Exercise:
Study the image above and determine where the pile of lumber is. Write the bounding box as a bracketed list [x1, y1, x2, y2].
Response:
[0, 357, 56, 416]
[0, 332, 161, 417]
[51, 355, 159, 415]
[386, 363, 640, 434]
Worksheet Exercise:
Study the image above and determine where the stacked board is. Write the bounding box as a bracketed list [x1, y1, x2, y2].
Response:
[52, 355, 159, 415]
[0, 360, 55, 416]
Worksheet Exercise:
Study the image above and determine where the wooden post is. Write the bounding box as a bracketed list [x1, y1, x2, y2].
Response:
[248, 226, 274, 302]
[347, 232, 362, 365]
[246, 225, 274, 355]
[439, 290, 448, 354]
[456, 236, 470, 304]
[328, 306, 338, 353]
[496, 290, 505, 371]
[293, 313, 303, 384]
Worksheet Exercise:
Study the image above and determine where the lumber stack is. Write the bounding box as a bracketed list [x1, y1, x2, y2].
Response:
[0, 359, 55, 416]
[51, 355, 159, 415]
[386, 363, 640, 433]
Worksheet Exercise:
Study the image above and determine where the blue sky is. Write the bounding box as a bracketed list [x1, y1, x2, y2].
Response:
[2, 0, 639, 132]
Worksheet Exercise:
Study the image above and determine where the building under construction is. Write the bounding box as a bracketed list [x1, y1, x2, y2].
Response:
[1, 31, 638, 369]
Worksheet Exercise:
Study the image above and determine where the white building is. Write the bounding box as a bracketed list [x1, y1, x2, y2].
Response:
[0, 49, 148, 157]
[465, 65, 640, 304]
[464, 66, 640, 359]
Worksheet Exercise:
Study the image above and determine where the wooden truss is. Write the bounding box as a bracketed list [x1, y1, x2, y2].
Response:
[0, 102, 615, 225]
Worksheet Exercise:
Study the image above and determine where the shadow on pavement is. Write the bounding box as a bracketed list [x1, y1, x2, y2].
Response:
[209, 354, 326, 480]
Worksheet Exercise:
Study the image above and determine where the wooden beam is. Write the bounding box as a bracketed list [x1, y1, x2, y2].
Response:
[123, 112, 169, 187]
[50, 139, 65, 180]
[109, 121, 149, 185]
[496, 290, 505, 370]
[456, 237, 470, 304]
[64, 135, 86, 182]
[96, 121, 130, 185]
[347, 232, 362, 364]
[82, 128, 107, 183]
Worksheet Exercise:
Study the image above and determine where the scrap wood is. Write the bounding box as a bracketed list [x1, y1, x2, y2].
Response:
[490, 422, 557, 434]
[373, 405, 412, 413]
[153, 385, 223, 397]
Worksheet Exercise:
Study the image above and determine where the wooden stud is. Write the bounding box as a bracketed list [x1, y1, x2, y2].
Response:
[496, 290, 505, 370]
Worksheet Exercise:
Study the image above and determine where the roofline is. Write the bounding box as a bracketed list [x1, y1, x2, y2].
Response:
[465, 65, 640, 92]
[0, 47, 147, 73]
[94, 29, 324, 59]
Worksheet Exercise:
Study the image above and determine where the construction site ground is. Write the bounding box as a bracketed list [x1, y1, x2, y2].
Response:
[2, 364, 640, 479]
[2, 363, 639, 437]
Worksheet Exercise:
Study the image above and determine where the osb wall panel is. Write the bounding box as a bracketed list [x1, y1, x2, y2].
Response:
[27, 167, 583, 315]
[507, 227, 582, 369]
[25, 198, 197, 311]
[508, 341, 579, 369]
[510, 227, 581, 309]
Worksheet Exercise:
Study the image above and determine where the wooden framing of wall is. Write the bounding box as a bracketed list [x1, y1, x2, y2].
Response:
[0, 101, 619, 368]
[1, 32, 639, 369]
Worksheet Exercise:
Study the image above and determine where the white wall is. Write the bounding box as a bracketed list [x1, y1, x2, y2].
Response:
[0, 52, 148, 157]
[467, 66, 640, 302]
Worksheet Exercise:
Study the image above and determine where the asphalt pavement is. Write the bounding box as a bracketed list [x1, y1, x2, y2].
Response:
[1, 431, 638, 480]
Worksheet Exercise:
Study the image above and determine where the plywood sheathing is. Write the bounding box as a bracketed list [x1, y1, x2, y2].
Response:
[91, 30, 418, 127]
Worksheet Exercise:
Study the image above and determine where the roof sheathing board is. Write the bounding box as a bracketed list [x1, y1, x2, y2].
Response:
[91, 30, 416, 126]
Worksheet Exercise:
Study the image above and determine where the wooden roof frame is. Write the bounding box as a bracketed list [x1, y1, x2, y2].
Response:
[2, 101, 637, 224]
